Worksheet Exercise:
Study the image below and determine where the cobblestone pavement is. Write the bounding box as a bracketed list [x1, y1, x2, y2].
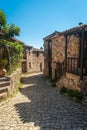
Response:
[0, 72, 87, 130]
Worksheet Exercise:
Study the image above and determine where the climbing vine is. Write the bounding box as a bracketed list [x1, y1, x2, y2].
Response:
[0, 39, 24, 73]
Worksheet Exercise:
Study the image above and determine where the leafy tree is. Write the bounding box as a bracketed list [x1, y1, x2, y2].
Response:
[0, 39, 23, 71]
[40, 46, 43, 49]
[78, 22, 83, 26]
[0, 9, 6, 30]
[0, 9, 20, 38]
[4, 24, 20, 38]
[7, 24, 20, 37]
[0, 10, 22, 73]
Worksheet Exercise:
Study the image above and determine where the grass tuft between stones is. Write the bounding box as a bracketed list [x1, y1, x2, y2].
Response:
[59, 86, 83, 102]
[51, 82, 56, 87]
[49, 76, 56, 87]
[59, 86, 67, 94]
[50, 79, 56, 87]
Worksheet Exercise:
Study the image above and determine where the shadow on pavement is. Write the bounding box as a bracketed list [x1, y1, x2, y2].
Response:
[14, 73, 87, 129]
[15, 73, 52, 128]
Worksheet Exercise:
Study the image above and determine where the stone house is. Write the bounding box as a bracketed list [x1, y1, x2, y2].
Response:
[44, 24, 87, 94]
[22, 45, 44, 73]
[43, 31, 59, 77]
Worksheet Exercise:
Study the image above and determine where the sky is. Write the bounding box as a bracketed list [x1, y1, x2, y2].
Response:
[0, 0, 87, 48]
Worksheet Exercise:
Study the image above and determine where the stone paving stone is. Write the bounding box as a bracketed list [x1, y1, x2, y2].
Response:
[0, 72, 87, 130]
[84, 127, 87, 130]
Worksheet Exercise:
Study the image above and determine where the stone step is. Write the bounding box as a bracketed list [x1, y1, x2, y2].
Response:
[0, 86, 7, 94]
[0, 77, 9, 82]
[0, 85, 11, 94]
[0, 81, 10, 87]
[0, 92, 7, 100]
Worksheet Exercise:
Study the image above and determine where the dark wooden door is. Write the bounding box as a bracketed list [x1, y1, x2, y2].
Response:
[40, 63, 42, 72]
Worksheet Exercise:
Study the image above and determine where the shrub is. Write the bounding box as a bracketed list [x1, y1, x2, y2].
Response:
[59, 86, 68, 94]
[59, 87, 83, 102]
[75, 91, 83, 102]
[67, 89, 76, 97]
[51, 82, 56, 87]
[50, 79, 55, 83]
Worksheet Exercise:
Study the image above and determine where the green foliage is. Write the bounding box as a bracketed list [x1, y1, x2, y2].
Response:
[67, 89, 76, 97]
[48, 74, 56, 87]
[4, 24, 20, 38]
[40, 46, 43, 49]
[0, 59, 8, 68]
[0, 9, 6, 30]
[1, 39, 23, 58]
[50, 79, 56, 87]
[51, 82, 56, 87]
[0, 39, 23, 74]
[74, 91, 83, 102]
[10, 88, 19, 98]
[59, 86, 67, 94]
[0, 10, 22, 75]
[59, 86, 83, 102]
[0, 10, 20, 38]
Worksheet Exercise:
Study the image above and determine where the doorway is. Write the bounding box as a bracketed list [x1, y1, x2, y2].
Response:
[40, 63, 42, 72]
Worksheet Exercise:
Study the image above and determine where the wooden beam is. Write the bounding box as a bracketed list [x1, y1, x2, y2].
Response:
[80, 29, 84, 80]
[65, 35, 67, 72]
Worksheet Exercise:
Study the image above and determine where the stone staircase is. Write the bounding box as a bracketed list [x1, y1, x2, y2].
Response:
[0, 77, 11, 100]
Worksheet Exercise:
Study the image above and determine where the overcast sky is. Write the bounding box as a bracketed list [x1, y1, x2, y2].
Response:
[0, 0, 87, 48]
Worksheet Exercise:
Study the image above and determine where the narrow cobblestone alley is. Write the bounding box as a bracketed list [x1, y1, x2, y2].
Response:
[0, 72, 87, 130]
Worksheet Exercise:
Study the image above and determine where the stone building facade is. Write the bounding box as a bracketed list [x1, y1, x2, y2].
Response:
[22, 45, 44, 73]
[43, 31, 59, 77]
[44, 24, 87, 94]
[51, 34, 65, 79]
[52, 34, 80, 79]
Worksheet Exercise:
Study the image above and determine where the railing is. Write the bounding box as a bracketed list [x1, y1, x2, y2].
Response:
[55, 57, 79, 81]
[67, 57, 79, 75]
[55, 60, 66, 81]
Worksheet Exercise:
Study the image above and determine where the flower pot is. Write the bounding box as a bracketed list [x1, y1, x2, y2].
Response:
[0, 68, 6, 76]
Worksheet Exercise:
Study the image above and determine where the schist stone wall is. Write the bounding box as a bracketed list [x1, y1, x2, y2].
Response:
[56, 73, 81, 91]
[67, 35, 79, 57]
[44, 40, 50, 76]
[44, 25, 87, 94]
[7, 68, 22, 95]
[26, 48, 44, 73]
[52, 35, 65, 79]
[51, 34, 83, 92]
[52, 34, 79, 79]
[56, 72, 87, 95]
